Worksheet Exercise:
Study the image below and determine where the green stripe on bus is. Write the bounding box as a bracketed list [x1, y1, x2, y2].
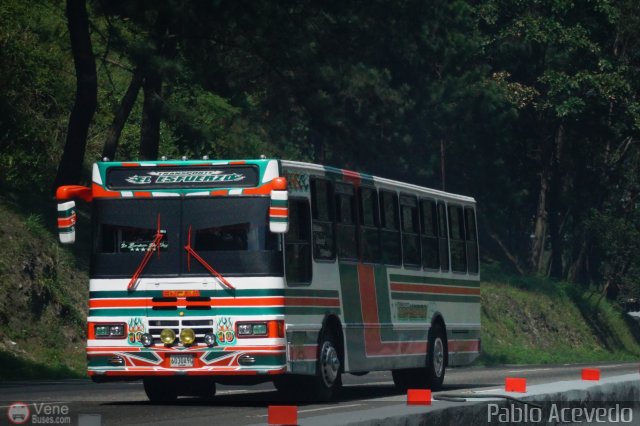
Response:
[271, 199, 288, 207]
[391, 292, 480, 303]
[89, 307, 284, 316]
[284, 289, 339, 298]
[253, 354, 286, 366]
[284, 307, 341, 316]
[89, 289, 284, 298]
[270, 217, 288, 223]
[57, 210, 74, 218]
[388, 274, 480, 287]
[338, 264, 362, 324]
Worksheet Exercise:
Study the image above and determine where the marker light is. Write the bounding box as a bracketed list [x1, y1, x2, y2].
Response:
[160, 328, 176, 345]
[180, 328, 196, 345]
[204, 333, 216, 347]
[140, 333, 153, 347]
[94, 323, 126, 339]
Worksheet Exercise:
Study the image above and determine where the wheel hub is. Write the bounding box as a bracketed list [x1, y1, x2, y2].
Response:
[433, 337, 444, 377]
[319, 341, 340, 387]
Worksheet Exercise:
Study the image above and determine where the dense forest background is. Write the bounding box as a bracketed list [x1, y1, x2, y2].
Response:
[1, 0, 640, 303]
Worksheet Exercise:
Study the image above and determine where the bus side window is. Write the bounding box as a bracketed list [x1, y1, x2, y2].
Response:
[448, 204, 467, 273]
[380, 190, 401, 266]
[335, 183, 358, 260]
[437, 202, 450, 272]
[400, 194, 420, 268]
[285, 199, 312, 285]
[310, 178, 336, 261]
[358, 186, 380, 263]
[420, 199, 439, 269]
[465, 207, 479, 274]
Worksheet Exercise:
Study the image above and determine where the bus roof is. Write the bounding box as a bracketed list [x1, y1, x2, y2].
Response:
[281, 160, 476, 204]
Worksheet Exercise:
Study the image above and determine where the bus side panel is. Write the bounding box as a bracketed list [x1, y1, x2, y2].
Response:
[338, 264, 481, 372]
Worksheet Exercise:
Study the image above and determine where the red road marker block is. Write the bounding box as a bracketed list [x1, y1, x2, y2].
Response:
[268, 405, 298, 426]
[505, 377, 527, 393]
[582, 368, 601, 381]
[407, 389, 432, 405]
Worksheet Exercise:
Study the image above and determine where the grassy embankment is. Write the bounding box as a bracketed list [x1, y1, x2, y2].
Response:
[0, 195, 638, 379]
[479, 265, 640, 365]
[0, 194, 88, 379]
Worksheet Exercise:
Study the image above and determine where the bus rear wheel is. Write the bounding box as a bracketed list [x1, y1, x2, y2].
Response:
[426, 323, 446, 391]
[392, 323, 447, 392]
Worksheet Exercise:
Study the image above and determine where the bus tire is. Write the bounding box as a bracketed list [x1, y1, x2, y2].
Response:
[143, 377, 178, 402]
[426, 322, 446, 391]
[307, 328, 342, 401]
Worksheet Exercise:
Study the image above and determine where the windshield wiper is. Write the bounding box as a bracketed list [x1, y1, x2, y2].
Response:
[184, 225, 235, 290]
[127, 214, 165, 291]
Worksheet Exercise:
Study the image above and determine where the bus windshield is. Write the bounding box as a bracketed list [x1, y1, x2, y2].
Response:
[91, 197, 282, 278]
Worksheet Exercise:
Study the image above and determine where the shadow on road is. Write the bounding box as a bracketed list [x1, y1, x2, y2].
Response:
[99, 381, 499, 408]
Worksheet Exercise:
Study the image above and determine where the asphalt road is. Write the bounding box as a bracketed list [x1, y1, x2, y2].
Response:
[0, 361, 637, 426]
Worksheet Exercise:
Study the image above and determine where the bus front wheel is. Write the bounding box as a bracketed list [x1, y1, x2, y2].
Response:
[308, 328, 342, 401]
[143, 378, 178, 402]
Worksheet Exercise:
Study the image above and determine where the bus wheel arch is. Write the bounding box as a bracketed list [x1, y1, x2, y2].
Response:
[321, 314, 345, 373]
[430, 313, 448, 367]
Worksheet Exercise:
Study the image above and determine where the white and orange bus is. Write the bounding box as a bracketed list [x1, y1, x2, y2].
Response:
[56, 158, 480, 401]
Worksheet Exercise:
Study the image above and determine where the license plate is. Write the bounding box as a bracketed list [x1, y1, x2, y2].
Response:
[170, 354, 194, 368]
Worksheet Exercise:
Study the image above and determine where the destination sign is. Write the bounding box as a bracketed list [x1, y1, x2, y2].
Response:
[106, 166, 259, 189]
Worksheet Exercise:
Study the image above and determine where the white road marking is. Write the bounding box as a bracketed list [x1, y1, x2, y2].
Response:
[507, 368, 552, 373]
[254, 403, 363, 417]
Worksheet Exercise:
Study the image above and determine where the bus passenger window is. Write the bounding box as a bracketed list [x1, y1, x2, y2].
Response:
[335, 183, 357, 260]
[380, 191, 401, 266]
[285, 199, 312, 284]
[420, 199, 439, 269]
[400, 195, 420, 267]
[437, 202, 450, 271]
[448, 205, 467, 273]
[359, 187, 380, 263]
[465, 207, 479, 274]
[311, 178, 335, 260]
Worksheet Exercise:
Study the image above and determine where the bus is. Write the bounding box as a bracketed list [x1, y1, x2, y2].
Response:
[55, 158, 480, 401]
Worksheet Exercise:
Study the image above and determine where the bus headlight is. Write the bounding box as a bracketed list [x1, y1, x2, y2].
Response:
[180, 328, 196, 345]
[160, 328, 176, 345]
[140, 333, 153, 347]
[204, 333, 216, 347]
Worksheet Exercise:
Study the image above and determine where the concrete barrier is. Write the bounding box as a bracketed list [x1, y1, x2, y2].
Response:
[251, 373, 639, 426]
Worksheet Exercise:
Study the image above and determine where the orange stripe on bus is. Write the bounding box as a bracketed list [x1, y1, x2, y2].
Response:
[242, 184, 272, 195]
[57, 216, 76, 227]
[390, 283, 480, 295]
[92, 183, 121, 198]
[89, 297, 285, 308]
[134, 191, 152, 197]
[448, 339, 480, 352]
[269, 207, 288, 216]
[121, 162, 139, 167]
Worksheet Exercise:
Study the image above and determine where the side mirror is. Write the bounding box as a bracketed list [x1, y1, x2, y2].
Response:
[269, 177, 289, 233]
[55, 185, 92, 245]
[57, 201, 77, 244]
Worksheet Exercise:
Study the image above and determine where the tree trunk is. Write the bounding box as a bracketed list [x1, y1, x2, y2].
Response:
[139, 71, 162, 160]
[54, 0, 97, 188]
[102, 70, 142, 160]
[548, 125, 565, 278]
[530, 160, 551, 273]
